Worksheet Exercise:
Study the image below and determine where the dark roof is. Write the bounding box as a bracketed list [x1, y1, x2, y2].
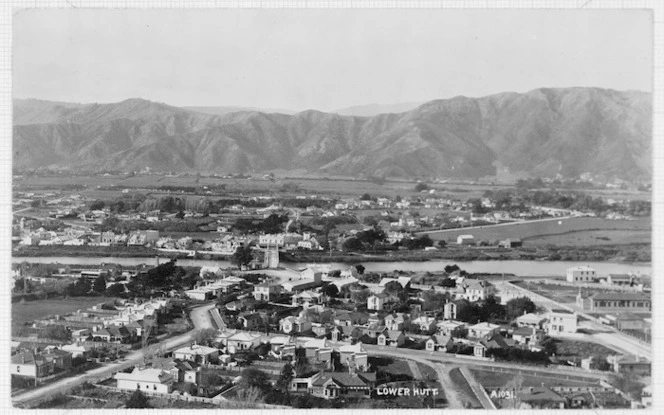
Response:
[550, 308, 574, 314]
[590, 293, 650, 301]
[311, 371, 376, 388]
[519, 387, 565, 403]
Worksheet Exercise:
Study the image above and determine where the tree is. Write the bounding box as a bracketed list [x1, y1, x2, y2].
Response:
[41, 325, 71, 341]
[66, 276, 92, 297]
[105, 283, 126, 297]
[125, 389, 151, 408]
[505, 296, 537, 320]
[239, 368, 271, 392]
[414, 183, 429, 192]
[232, 245, 254, 268]
[360, 193, 372, 201]
[444, 264, 460, 274]
[437, 240, 447, 248]
[355, 264, 366, 275]
[193, 328, 218, 346]
[175, 210, 185, 219]
[276, 362, 294, 392]
[321, 283, 339, 298]
[342, 237, 363, 251]
[92, 275, 107, 294]
[350, 288, 371, 304]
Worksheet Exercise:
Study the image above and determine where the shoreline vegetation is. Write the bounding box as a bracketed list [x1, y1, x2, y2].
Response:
[13, 243, 651, 264]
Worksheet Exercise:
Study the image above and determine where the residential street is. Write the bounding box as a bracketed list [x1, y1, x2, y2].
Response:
[12, 302, 216, 406]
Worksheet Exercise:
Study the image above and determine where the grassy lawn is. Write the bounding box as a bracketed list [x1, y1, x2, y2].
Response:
[526, 229, 651, 246]
[12, 296, 116, 327]
[425, 217, 650, 242]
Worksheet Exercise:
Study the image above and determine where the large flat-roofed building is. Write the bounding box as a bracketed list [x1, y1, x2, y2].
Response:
[576, 292, 651, 313]
[566, 266, 596, 283]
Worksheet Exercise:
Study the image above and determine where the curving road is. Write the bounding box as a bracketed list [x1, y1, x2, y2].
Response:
[12, 302, 217, 406]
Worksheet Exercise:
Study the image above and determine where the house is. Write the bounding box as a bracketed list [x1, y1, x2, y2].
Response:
[473, 342, 488, 357]
[338, 343, 369, 371]
[468, 322, 501, 339]
[566, 266, 596, 283]
[411, 316, 437, 333]
[292, 290, 325, 306]
[426, 334, 454, 352]
[606, 274, 639, 287]
[456, 235, 475, 245]
[334, 311, 369, 327]
[498, 238, 522, 248]
[42, 349, 73, 371]
[608, 355, 651, 376]
[238, 312, 264, 330]
[226, 332, 262, 352]
[115, 367, 175, 394]
[367, 293, 388, 311]
[61, 342, 92, 359]
[614, 313, 647, 330]
[377, 330, 406, 347]
[384, 313, 409, 331]
[436, 320, 466, 337]
[515, 312, 547, 329]
[545, 309, 577, 334]
[173, 344, 219, 364]
[151, 358, 201, 384]
[94, 326, 132, 343]
[577, 292, 651, 313]
[280, 316, 312, 334]
[518, 387, 566, 409]
[254, 282, 281, 301]
[480, 334, 512, 351]
[290, 371, 376, 399]
[512, 327, 544, 346]
[460, 280, 495, 301]
[360, 324, 387, 339]
[214, 329, 238, 348]
[443, 302, 457, 320]
[303, 338, 332, 366]
[11, 351, 55, 378]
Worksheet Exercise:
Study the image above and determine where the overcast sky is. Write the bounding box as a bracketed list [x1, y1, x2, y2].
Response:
[13, 9, 652, 112]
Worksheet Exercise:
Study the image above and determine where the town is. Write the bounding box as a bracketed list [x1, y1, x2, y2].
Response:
[10, 172, 652, 409]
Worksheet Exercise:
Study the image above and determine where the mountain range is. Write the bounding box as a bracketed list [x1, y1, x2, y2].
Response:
[13, 87, 652, 180]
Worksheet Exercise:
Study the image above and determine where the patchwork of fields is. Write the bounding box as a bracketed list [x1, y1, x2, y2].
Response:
[421, 217, 651, 244]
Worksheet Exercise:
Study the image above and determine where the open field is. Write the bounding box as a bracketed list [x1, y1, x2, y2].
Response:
[422, 217, 651, 243]
[512, 281, 602, 303]
[12, 296, 115, 327]
[525, 229, 651, 246]
[15, 174, 505, 200]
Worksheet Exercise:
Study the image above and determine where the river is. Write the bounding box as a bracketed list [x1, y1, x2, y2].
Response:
[11, 256, 651, 278]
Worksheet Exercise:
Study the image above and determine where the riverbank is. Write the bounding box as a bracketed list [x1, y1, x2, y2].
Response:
[13, 242, 650, 264]
[281, 243, 651, 264]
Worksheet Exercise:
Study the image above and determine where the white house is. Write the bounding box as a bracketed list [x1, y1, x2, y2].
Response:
[545, 309, 577, 334]
[566, 266, 596, 283]
[457, 235, 475, 245]
[468, 322, 501, 339]
[115, 367, 175, 394]
[173, 344, 219, 364]
[367, 293, 388, 311]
